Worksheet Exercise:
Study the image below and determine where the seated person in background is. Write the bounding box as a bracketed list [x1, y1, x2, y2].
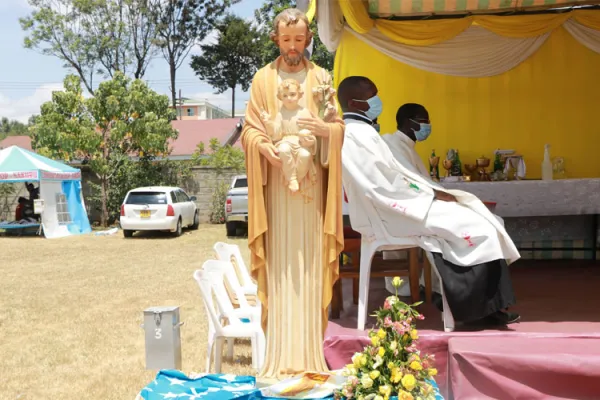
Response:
[25, 182, 39, 201]
[338, 76, 521, 326]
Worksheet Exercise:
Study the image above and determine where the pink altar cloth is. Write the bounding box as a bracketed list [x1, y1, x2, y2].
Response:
[448, 337, 600, 399]
[324, 321, 600, 399]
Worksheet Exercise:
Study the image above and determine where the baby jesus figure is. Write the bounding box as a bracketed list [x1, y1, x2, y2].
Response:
[262, 78, 317, 193]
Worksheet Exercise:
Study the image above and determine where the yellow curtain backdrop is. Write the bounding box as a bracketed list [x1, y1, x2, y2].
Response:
[337, 0, 600, 44]
[334, 26, 600, 178]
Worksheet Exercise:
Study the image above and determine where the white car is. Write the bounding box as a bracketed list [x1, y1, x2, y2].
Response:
[119, 186, 199, 238]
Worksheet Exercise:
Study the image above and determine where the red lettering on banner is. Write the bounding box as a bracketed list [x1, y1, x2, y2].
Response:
[41, 171, 81, 180]
[0, 171, 39, 180]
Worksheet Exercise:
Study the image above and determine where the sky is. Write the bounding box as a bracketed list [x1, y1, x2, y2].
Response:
[0, 0, 265, 123]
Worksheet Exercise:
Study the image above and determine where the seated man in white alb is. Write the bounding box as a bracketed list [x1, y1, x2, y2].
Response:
[338, 76, 521, 326]
[382, 103, 505, 298]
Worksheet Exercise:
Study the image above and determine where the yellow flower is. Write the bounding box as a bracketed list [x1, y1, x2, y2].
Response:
[392, 276, 403, 287]
[389, 341, 398, 351]
[343, 364, 358, 376]
[402, 334, 410, 342]
[379, 385, 392, 398]
[378, 347, 385, 357]
[352, 353, 365, 368]
[410, 329, 419, 340]
[369, 370, 380, 380]
[360, 376, 373, 388]
[377, 328, 386, 339]
[391, 367, 403, 383]
[398, 390, 414, 400]
[428, 368, 438, 377]
[410, 361, 423, 371]
[401, 374, 417, 391]
[387, 362, 395, 369]
[371, 335, 380, 346]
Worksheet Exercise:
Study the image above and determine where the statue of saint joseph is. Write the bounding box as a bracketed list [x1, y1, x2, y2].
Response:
[241, 8, 345, 379]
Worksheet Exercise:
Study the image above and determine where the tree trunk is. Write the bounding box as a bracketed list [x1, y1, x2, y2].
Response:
[170, 61, 178, 120]
[231, 86, 235, 118]
[100, 176, 109, 227]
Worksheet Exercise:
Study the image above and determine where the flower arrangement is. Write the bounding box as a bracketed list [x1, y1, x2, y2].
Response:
[336, 277, 440, 400]
[312, 84, 337, 120]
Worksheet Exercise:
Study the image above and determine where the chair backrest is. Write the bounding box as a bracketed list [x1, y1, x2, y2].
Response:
[193, 268, 225, 334]
[213, 242, 254, 289]
[210, 258, 251, 309]
[201, 260, 244, 325]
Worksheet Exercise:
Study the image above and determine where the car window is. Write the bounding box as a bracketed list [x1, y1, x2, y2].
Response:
[233, 178, 247, 188]
[126, 191, 168, 205]
[179, 190, 190, 202]
[170, 192, 177, 203]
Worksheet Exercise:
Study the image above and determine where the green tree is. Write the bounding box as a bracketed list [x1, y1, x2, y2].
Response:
[254, 0, 334, 72]
[0, 118, 29, 139]
[189, 15, 262, 118]
[20, 0, 158, 95]
[192, 138, 245, 224]
[150, 0, 239, 111]
[192, 138, 245, 172]
[30, 72, 178, 226]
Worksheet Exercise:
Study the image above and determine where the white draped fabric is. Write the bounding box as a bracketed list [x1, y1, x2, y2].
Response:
[315, 2, 600, 77]
[347, 25, 550, 77]
[316, 0, 344, 52]
[563, 18, 600, 53]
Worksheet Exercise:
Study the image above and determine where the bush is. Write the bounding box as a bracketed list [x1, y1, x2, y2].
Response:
[209, 181, 229, 224]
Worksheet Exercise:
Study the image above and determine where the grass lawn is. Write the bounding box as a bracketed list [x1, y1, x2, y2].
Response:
[0, 225, 254, 399]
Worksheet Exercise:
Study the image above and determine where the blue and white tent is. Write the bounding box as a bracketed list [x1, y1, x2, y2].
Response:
[0, 145, 91, 238]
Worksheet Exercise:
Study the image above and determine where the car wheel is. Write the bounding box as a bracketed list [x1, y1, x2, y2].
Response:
[173, 219, 182, 237]
[226, 221, 237, 237]
[191, 211, 199, 230]
[123, 229, 134, 238]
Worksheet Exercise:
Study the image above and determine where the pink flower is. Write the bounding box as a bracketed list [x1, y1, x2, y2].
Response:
[347, 376, 359, 386]
[416, 314, 425, 320]
[393, 322, 406, 335]
[384, 300, 391, 310]
[406, 344, 418, 353]
[384, 317, 393, 327]
[407, 317, 413, 324]
[393, 349, 399, 357]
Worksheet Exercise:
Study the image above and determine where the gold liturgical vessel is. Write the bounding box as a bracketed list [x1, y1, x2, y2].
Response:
[477, 157, 491, 181]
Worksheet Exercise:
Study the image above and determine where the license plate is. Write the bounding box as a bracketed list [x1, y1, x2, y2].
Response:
[140, 210, 151, 219]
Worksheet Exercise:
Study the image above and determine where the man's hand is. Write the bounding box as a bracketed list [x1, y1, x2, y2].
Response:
[298, 110, 329, 138]
[434, 190, 457, 202]
[258, 142, 282, 168]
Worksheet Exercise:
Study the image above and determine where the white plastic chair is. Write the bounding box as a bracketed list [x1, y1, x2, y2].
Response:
[193, 263, 265, 373]
[423, 251, 455, 333]
[357, 237, 420, 331]
[213, 242, 257, 296]
[208, 259, 262, 359]
[342, 182, 455, 333]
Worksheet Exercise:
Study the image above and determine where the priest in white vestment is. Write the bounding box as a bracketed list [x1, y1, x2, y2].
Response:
[337, 77, 521, 325]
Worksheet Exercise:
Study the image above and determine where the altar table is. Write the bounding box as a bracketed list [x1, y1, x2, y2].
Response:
[442, 178, 600, 260]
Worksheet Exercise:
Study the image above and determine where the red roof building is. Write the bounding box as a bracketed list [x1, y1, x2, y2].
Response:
[0, 118, 244, 159]
[0, 136, 33, 151]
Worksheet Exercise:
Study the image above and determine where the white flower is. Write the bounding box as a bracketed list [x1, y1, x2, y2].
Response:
[360, 376, 373, 388]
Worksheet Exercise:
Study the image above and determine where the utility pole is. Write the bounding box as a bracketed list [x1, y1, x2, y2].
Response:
[178, 89, 182, 120]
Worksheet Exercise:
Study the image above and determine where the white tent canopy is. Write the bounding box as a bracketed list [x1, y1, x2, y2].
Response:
[0, 146, 91, 238]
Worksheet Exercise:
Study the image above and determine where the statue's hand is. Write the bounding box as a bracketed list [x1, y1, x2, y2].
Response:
[299, 135, 316, 148]
[298, 110, 329, 138]
[323, 103, 337, 122]
[258, 142, 282, 168]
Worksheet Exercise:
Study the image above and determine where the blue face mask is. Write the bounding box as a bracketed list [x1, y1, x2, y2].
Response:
[353, 95, 383, 121]
[411, 119, 432, 141]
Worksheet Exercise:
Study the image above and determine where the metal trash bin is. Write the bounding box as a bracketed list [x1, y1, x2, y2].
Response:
[142, 306, 183, 370]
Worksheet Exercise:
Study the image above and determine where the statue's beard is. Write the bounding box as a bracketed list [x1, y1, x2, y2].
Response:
[281, 49, 303, 66]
